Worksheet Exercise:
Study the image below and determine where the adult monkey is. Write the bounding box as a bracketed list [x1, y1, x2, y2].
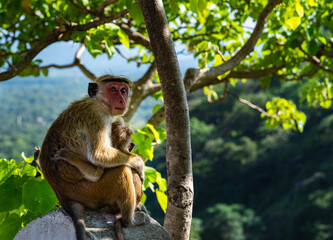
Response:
[39, 75, 145, 240]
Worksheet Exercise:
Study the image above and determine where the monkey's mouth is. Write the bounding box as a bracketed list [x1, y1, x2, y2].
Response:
[115, 108, 125, 110]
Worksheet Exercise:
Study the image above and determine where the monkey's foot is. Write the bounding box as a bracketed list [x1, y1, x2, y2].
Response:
[135, 203, 147, 213]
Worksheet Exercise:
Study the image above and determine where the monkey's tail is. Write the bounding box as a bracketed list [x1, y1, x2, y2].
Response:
[115, 215, 125, 240]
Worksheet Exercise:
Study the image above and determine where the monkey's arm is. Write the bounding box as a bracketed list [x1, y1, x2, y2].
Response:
[88, 130, 144, 181]
[54, 148, 104, 182]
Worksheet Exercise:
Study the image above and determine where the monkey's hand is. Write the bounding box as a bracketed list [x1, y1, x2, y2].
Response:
[128, 155, 145, 182]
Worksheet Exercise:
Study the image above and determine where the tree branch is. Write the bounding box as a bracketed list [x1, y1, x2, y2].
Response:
[183, 0, 282, 89]
[226, 90, 278, 118]
[98, 0, 119, 14]
[69, 0, 94, 15]
[69, 0, 119, 17]
[187, 65, 283, 92]
[300, 47, 333, 74]
[115, 47, 145, 64]
[0, 11, 128, 82]
[123, 62, 158, 122]
[147, 106, 165, 127]
[279, 66, 319, 82]
[118, 23, 152, 50]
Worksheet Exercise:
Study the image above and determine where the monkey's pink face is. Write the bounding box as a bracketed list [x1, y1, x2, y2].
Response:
[105, 82, 129, 115]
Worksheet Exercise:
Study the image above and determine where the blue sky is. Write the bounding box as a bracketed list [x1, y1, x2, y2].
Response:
[35, 41, 198, 82]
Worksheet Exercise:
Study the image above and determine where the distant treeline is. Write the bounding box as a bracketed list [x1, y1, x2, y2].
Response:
[1, 77, 333, 239]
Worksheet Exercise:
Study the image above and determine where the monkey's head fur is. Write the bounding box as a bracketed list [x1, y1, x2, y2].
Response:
[88, 75, 133, 116]
[89, 75, 133, 97]
[95, 75, 133, 86]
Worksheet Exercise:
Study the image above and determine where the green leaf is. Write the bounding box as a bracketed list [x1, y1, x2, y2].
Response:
[0, 212, 8, 225]
[308, 0, 318, 7]
[125, 0, 133, 9]
[21, 164, 37, 177]
[213, 54, 223, 67]
[105, 39, 116, 58]
[0, 175, 23, 212]
[118, 29, 130, 48]
[167, 0, 178, 15]
[285, 17, 301, 30]
[230, 78, 238, 86]
[152, 90, 163, 101]
[152, 104, 162, 115]
[0, 159, 16, 185]
[140, 192, 147, 204]
[84, 36, 103, 57]
[155, 127, 166, 143]
[71, 31, 86, 42]
[190, 0, 198, 13]
[146, 124, 160, 143]
[22, 178, 57, 214]
[308, 39, 319, 56]
[129, 3, 145, 25]
[197, 0, 207, 23]
[156, 189, 167, 212]
[203, 86, 210, 95]
[0, 214, 22, 240]
[295, 2, 304, 17]
[317, 36, 327, 45]
[144, 166, 157, 183]
[156, 173, 167, 193]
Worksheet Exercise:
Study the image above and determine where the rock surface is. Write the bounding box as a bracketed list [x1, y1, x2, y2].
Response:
[14, 208, 172, 240]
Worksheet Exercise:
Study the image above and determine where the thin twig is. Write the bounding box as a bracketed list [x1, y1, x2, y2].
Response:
[226, 90, 278, 118]
[299, 47, 333, 74]
[115, 47, 144, 64]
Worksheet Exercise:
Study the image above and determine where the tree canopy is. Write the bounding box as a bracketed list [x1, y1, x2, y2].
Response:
[1, 0, 332, 130]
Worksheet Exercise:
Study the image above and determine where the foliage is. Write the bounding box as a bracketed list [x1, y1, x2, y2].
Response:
[1, 0, 332, 132]
[132, 124, 167, 212]
[144, 80, 333, 239]
[264, 97, 307, 132]
[203, 203, 265, 240]
[0, 144, 167, 239]
[132, 124, 166, 161]
[0, 154, 58, 240]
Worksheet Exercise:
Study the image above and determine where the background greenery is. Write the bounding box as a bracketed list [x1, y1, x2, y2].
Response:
[1, 74, 333, 239]
[0, 0, 332, 238]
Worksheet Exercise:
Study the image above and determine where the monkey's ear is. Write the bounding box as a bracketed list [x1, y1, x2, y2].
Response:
[88, 83, 98, 97]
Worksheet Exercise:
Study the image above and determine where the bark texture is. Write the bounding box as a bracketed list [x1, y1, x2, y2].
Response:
[140, 1, 193, 239]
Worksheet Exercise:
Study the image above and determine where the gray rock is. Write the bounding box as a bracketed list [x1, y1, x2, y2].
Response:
[14, 208, 172, 240]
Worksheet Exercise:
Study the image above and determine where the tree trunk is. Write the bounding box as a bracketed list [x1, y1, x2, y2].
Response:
[139, 1, 193, 240]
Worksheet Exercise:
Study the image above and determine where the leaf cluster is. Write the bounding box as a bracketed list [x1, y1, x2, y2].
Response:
[0, 154, 58, 240]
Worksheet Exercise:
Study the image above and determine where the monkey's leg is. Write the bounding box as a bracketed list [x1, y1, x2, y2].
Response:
[54, 148, 104, 182]
[62, 201, 88, 240]
[115, 167, 137, 227]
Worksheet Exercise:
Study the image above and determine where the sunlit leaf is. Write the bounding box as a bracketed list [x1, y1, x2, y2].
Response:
[156, 189, 167, 212]
[118, 29, 130, 48]
[285, 17, 301, 30]
[295, 2, 304, 17]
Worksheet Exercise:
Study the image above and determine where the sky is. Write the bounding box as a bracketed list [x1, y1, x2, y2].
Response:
[34, 41, 198, 82]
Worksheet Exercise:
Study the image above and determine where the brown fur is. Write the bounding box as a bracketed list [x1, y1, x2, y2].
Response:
[39, 78, 144, 240]
[111, 118, 134, 153]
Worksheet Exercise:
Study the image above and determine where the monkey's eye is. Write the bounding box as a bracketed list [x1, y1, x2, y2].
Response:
[110, 87, 117, 92]
[120, 88, 127, 94]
